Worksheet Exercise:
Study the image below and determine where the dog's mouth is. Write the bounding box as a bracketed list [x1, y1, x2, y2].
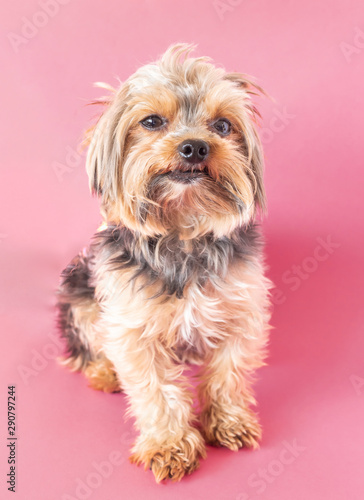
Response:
[165, 166, 210, 184]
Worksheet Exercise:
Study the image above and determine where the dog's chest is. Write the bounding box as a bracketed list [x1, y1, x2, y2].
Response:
[97, 225, 261, 358]
[170, 278, 232, 363]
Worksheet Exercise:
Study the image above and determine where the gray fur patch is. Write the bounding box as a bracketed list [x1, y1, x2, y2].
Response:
[57, 252, 95, 368]
[95, 225, 262, 299]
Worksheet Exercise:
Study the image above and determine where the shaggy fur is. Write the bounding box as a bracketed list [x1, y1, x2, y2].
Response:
[57, 44, 272, 482]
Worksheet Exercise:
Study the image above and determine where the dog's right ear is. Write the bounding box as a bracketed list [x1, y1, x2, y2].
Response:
[85, 82, 129, 201]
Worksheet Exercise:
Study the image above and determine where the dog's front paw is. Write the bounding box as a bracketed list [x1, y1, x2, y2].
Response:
[201, 403, 261, 451]
[130, 428, 206, 482]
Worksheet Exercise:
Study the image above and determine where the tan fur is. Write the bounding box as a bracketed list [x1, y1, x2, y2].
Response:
[84, 355, 121, 393]
[59, 44, 272, 482]
[89, 250, 270, 479]
[86, 44, 265, 239]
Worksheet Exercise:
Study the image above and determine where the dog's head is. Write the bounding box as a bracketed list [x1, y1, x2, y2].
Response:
[86, 44, 266, 238]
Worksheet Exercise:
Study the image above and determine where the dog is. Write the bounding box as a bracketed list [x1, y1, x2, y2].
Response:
[57, 44, 272, 482]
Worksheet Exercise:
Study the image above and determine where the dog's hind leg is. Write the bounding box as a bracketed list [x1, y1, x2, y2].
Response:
[57, 249, 120, 393]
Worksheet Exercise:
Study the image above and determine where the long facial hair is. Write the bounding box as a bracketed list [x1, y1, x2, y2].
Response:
[85, 44, 266, 239]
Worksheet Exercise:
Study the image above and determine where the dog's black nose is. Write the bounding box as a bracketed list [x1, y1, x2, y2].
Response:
[178, 140, 210, 164]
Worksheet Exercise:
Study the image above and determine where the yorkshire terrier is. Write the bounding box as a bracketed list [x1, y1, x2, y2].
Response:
[57, 44, 272, 482]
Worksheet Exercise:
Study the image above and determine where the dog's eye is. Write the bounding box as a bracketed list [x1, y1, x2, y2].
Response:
[140, 115, 166, 130]
[213, 118, 231, 136]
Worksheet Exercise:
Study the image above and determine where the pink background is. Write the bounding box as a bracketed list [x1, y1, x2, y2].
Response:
[1, 1, 364, 499]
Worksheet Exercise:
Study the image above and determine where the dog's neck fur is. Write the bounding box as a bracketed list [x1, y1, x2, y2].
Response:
[95, 224, 262, 299]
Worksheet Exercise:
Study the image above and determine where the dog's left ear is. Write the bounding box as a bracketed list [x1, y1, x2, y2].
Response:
[85, 83, 130, 201]
[224, 73, 267, 214]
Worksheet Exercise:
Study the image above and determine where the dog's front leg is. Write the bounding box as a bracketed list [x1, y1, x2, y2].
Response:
[198, 338, 263, 451]
[103, 329, 206, 482]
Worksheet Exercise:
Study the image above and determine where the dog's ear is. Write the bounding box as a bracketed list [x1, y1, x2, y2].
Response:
[224, 73, 267, 214]
[85, 83, 129, 201]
